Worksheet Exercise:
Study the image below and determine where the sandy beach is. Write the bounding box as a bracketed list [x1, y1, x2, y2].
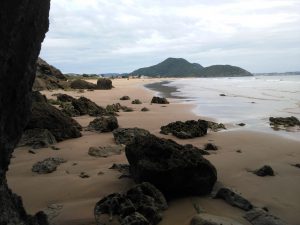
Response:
[7, 78, 300, 225]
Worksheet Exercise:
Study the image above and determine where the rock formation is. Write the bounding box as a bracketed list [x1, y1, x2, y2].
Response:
[70, 79, 97, 89]
[151, 96, 169, 104]
[0, 0, 50, 224]
[125, 134, 217, 197]
[96, 78, 113, 89]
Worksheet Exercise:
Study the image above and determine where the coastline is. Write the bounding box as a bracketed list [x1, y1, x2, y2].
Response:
[7, 78, 300, 225]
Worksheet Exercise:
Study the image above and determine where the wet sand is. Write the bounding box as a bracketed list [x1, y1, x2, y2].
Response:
[7, 78, 300, 225]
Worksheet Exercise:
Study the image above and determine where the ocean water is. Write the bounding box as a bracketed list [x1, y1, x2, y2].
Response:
[162, 75, 300, 140]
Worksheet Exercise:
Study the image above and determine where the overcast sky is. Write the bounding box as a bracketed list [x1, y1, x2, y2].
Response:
[40, 0, 300, 74]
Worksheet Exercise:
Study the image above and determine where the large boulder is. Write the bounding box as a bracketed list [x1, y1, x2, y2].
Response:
[18, 128, 57, 149]
[151, 96, 169, 104]
[36, 57, 66, 80]
[269, 116, 300, 128]
[125, 134, 217, 197]
[0, 0, 50, 224]
[94, 182, 167, 225]
[113, 128, 151, 145]
[26, 101, 82, 141]
[160, 120, 208, 139]
[96, 78, 113, 90]
[87, 116, 119, 132]
[71, 96, 107, 116]
[70, 79, 97, 89]
[32, 157, 66, 174]
[244, 208, 286, 225]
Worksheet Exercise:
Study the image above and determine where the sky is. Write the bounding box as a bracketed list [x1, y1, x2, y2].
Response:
[40, 0, 300, 74]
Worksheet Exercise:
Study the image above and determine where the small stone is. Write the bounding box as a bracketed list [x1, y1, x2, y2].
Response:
[141, 107, 149, 112]
[204, 143, 218, 151]
[120, 96, 130, 100]
[79, 172, 90, 178]
[292, 163, 300, 168]
[51, 146, 60, 150]
[219, 94, 226, 96]
[72, 162, 77, 166]
[254, 165, 274, 177]
[32, 157, 67, 174]
[236, 149, 242, 153]
[98, 171, 104, 175]
[131, 99, 142, 104]
[237, 123, 246, 126]
[28, 150, 36, 154]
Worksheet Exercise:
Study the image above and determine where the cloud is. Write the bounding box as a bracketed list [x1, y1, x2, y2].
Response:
[40, 0, 300, 73]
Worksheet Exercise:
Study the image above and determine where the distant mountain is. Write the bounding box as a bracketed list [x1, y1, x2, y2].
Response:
[131, 58, 204, 77]
[130, 58, 252, 77]
[200, 65, 252, 77]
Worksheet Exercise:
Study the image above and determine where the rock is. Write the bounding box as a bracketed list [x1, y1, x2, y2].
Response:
[151, 96, 169, 104]
[122, 106, 134, 112]
[219, 94, 226, 96]
[88, 145, 124, 158]
[70, 79, 97, 89]
[121, 212, 150, 225]
[28, 150, 37, 154]
[132, 99, 142, 104]
[87, 116, 119, 132]
[32, 157, 67, 174]
[32, 91, 48, 103]
[79, 172, 90, 178]
[43, 204, 64, 225]
[106, 103, 122, 113]
[113, 128, 151, 145]
[110, 163, 130, 173]
[190, 214, 244, 225]
[292, 163, 300, 168]
[0, 0, 50, 224]
[184, 144, 210, 155]
[160, 120, 208, 139]
[244, 208, 286, 225]
[141, 107, 150, 112]
[120, 96, 130, 100]
[215, 188, 253, 211]
[71, 96, 107, 116]
[204, 143, 218, 151]
[96, 78, 113, 89]
[236, 149, 242, 153]
[60, 102, 80, 117]
[207, 121, 226, 131]
[51, 146, 60, 151]
[94, 182, 167, 225]
[238, 123, 246, 126]
[26, 101, 82, 141]
[254, 165, 274, 176]
[18, 128, 57, 149]
[56, 93, 76, 102]
[36, 58, 66, 80]
[269, 116, 300, 127]
[126, 134, 217, 197]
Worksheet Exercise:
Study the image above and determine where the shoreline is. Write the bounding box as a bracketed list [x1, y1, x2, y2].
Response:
[7, 78, 300, 225]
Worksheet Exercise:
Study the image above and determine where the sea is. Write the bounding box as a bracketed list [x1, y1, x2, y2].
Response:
[146, 75, 300, 140]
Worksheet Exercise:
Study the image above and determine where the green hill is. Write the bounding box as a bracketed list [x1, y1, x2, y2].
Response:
[131, 58, 204, 77]
[130, 58, 252, 77]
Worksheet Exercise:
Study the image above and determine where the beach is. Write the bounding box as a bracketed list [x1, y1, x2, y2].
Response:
[7, 78, 300, 225]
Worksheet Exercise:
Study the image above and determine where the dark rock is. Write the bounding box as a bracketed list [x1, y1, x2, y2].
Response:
[60, 102, 80, 117]
[151, 96, 169, 104]
[70, 79, 97, 89]
[32, 157, 66, 174]
[28, 150, 37, 154]
[215, 188, 253, 211]
[207, 121, 226, 131]
[121, 212, 150, 225]
[292, 163, 300, 168]
[96, 78, 113, 89]
[36, 57, 66, 80]
[0, 0, 50, 223]
[88, 145, 124, 158]
[87, 116, 119, 133]
[94, 182, 167, 225]
[244, 208, 286, 225]
[71, 96, 107, 116]
[204, 143, 218, 151]
[109, 163, 130, 176]
[219, 94, 226, 96]
[126, 134, 217, 197]
[190, 214, 243, 225]
[254, 165, 274, 177]
[269, 116, 300, 127]
[51, 146, 60, 151]
[184, 144, 210, 155]
[26, 101, 82, 141]
[132, 99, 142, 104]
[79, 172, 90, 178]
[141, 107, 150, 112]
[113, 128, 151, 145]
[106, 103, 122, 113]
[18, 128, 57, 149]
[32, 91, 48, 103]
[160, 120, 208, 139]
[122, 106, 134, 112]
[236, 149, 242, 153]
[120, 96, 130, 100]
[56, 93, 76, 102]
[237, 123, 246, 126]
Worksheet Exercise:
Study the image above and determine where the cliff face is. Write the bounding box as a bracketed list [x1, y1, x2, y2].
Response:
[0, 0, 50, 224]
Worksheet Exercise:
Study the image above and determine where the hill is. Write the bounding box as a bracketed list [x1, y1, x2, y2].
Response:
[131, 58, 204, 77]
[130, 58, 252, 77]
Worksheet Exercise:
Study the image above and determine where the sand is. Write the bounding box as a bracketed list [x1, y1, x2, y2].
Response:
[7, 78, 300, 225]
